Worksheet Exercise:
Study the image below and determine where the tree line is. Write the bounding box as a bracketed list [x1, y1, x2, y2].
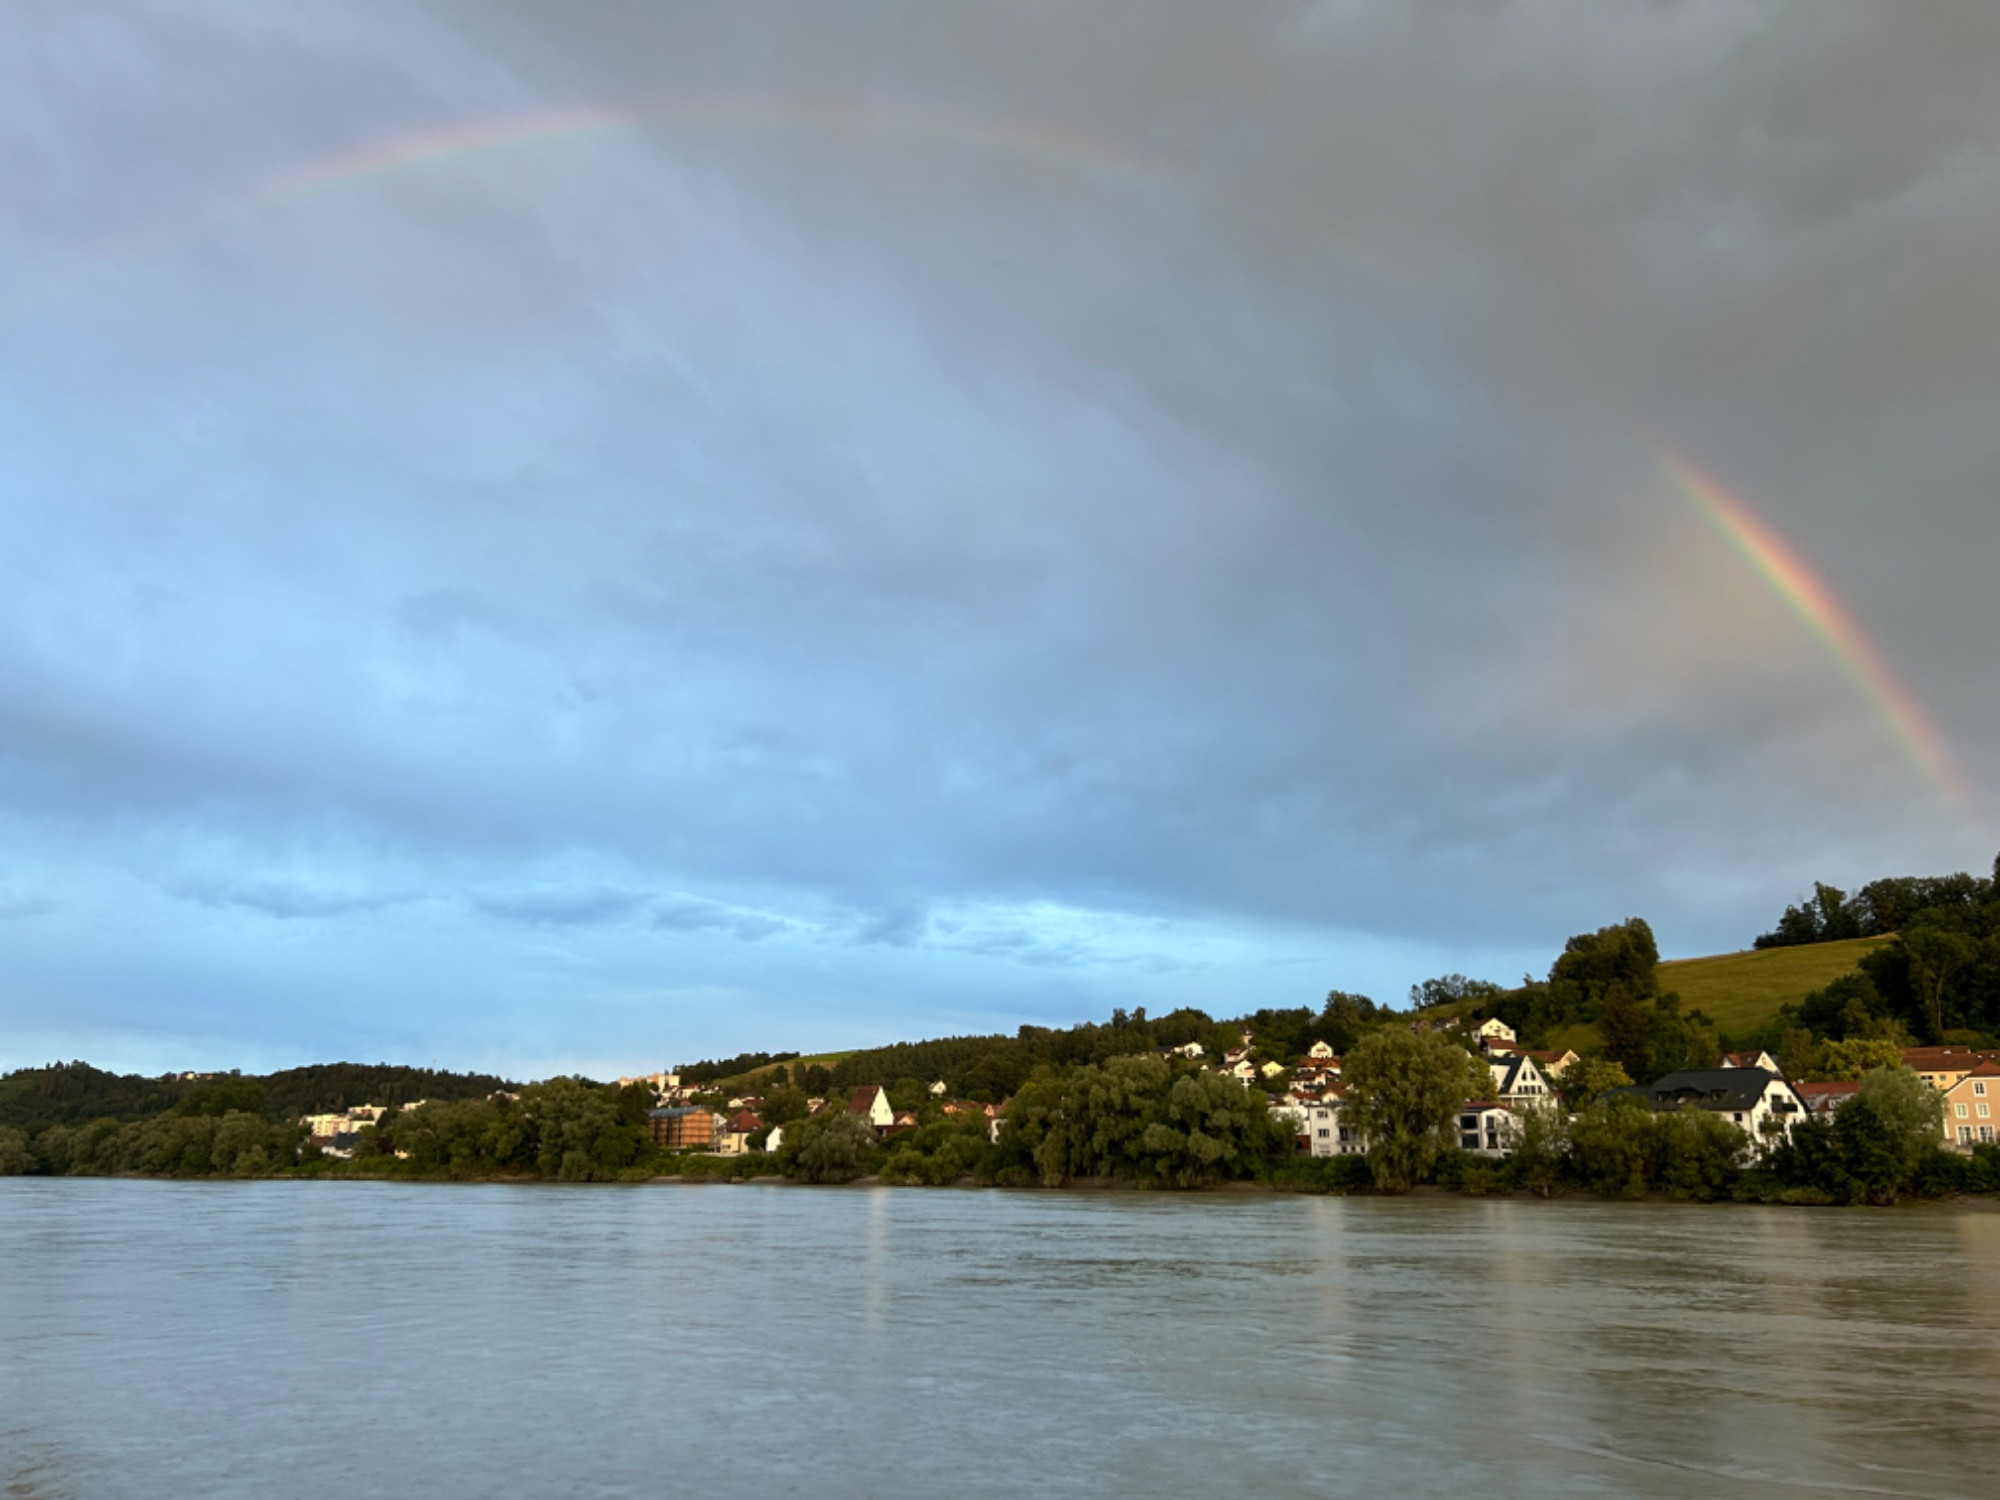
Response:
[1751, 855, 2000, 1044]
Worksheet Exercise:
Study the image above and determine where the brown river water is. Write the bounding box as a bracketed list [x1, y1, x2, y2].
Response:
[3, 1180, 1997, 1497]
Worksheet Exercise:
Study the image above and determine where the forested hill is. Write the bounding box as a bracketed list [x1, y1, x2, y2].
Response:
[0, 1061, 517, 1133]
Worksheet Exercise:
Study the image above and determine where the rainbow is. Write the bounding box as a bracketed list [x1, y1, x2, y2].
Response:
[1661, 450, 1969, 807]
[91, 96, 1400, 280]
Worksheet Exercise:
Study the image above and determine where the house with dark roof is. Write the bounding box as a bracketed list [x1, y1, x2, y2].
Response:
[1613, 1067, 1806, 1151]
[1486, 1052, 1557, 1109]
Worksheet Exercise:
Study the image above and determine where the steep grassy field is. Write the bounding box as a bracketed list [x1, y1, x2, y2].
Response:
[1659, 936, 1892, 1033]
[1542, 935, 1891, 1051]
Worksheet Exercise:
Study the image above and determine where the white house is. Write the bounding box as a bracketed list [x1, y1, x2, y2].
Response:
[1456, 1102, 1517, 1157]
[1615, 1068, 1807, 1153]
[1306, 1040, 1337, 1061]
[1471, 1018, 1516, 1045]
[846, 1085, 895, 1130]
[1298, 1086, 1364, 1157]
[765, 1123, 785, 1154]
[1720, 1050, 1781, 1074]
[1487, 1053, 1556, 1108]
[928, 1079, 948, 1096]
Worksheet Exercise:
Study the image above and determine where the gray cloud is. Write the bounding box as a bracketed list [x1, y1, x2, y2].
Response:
[2, 2, 1995, 1071]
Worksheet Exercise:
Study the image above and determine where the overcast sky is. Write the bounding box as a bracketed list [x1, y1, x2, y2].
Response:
[3, 2, 1996, 1078]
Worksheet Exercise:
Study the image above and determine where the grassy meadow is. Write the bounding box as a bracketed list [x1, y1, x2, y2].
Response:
[1539, 935, 1889, 1052]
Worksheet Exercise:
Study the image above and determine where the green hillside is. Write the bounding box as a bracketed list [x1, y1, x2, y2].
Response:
[1659, 937, 1892, 1032]
[1543, 935, 1889, 1052]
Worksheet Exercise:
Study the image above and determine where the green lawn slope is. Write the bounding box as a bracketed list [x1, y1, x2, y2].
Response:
[1532, 935, 1891, 1053]
[1658, 936, 1892, 1034]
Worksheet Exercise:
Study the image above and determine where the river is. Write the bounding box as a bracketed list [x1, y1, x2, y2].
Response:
[3, 1180, 1997, 1497]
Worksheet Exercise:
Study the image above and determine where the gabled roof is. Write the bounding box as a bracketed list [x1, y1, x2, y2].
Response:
[1950, 1060, 2000, 1083]
[1902, 1046, 1997, 1072]
[727, 1110, 763, 1131]
[1489, 1053, 1544, 1093]
[1616, 1067, 1788, 1113]
[847, 1085, 885, 1115]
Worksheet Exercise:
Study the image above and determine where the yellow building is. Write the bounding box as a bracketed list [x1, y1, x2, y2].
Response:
[1941, 1062, 2000, 1152]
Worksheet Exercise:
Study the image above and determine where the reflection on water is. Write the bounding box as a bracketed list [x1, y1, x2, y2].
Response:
[3, 1181, 1997, 1498]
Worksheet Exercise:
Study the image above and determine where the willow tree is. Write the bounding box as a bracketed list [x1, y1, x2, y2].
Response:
[1342, 1028, 1493, 1191]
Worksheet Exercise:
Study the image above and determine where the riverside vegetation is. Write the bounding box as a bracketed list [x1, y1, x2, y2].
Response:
[7, 854, 2000, 1207]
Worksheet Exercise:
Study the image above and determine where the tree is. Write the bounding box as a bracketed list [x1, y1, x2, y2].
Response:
[1902, 928, 1975, 1041]
[519, 1078, 644, 1181]
[1836, 1067, 1943, 1204]
[1598, 982, 1653, 1082]
[0, 1126, 33, 1175]
[1556, 1057, 1632, 1111]
[1568, 1096, 1657, 1198]
[801, 1064, 833, 1096]
[788, 1110, 877, 1184]
[1407, 975, 1499, 1012]
[174, 1078, 268, 1118]
[1136, 1069, 1289, 1187]
[1551, 919, 1660, 1004]
[760, 1086, 809, 1128]
[1315, 992, 1381, 1055]
[1508, 1102, 1568, 1197]
[1341, 1029, 1492, 1191]
[1816, 1038, 1905, 1082]
[1649, 1109, 1745, 1200]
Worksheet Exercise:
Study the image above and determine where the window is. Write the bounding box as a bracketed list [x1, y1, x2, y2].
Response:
[1979, 1104, 1990, 1119]
[1984, 1127, 1996, 1144]
[1977, 1082, 1988, 1096]
[1960, 1127, 1975, 1145]
[1733, 1112, 1744, 1123]
[1317, 1128, 1330, 1138]
[1957, 1103, 1969, 1118]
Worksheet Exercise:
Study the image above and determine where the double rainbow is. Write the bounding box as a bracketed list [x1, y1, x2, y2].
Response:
[98, 97, 1395, 278]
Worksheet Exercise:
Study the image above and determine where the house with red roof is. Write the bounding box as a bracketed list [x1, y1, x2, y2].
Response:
[846, 1085, 894, 1132]
[1904, 1047, 2000, 1092]
[1942, 1061, 2000, 1151]
[718, 1110, 764, 1155]
[1721, 1049, 1782, 1074]
[1793, 1080, 1860, 1118]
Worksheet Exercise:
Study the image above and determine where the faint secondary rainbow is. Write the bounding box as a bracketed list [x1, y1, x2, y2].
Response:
[1661, 450, 1969, 806]
[92, 96, 1403, 281]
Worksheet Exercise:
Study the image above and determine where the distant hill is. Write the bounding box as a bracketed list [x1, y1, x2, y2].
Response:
[0, 1060, 517, 1132]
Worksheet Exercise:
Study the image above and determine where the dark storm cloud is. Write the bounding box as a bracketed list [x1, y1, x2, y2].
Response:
[2, 2, 1995, 1071]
